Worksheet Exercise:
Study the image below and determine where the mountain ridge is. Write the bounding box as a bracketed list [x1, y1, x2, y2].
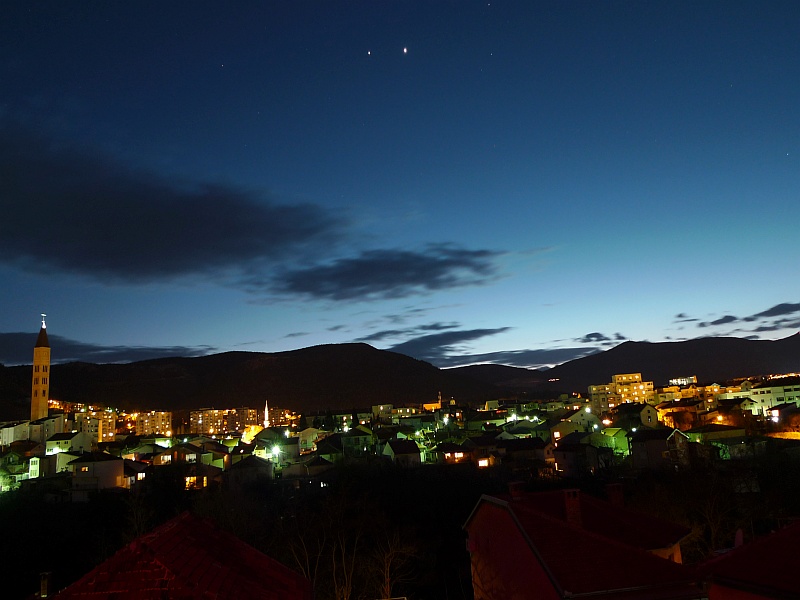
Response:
[2, 335, 799, 419]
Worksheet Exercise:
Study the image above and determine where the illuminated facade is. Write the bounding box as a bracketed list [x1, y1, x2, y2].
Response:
[31, 315, 51, 421]
[135, 411, 173, 436]
[589, 373, 655, 412]
[75, 410, 118, 442]
[189, 407, 259, 434]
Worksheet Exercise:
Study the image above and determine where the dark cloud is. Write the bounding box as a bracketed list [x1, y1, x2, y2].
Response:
[750, 303, 800, 319]
[387, 327, 511, 364]
[711, 315, 739, 326]
[283, 332, 308, 339]
[0, 332, 213, 365]
[698, 303, 800, 332]
[576, 332, 611, 344]
[0, 125, 342, 283]
[355, 322, 459, 343]
[1, 125, 506, 302]
[698, 315, 739, 328]
[268, 245, 503, 301]
[674, 313, 698, 323]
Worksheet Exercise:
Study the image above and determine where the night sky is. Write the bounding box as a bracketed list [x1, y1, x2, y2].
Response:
[1, 1, 799, 368]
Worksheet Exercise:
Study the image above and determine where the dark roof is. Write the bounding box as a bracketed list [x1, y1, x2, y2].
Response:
[433, 442, 466, 453]
[36, 325, 50, 348]
[53, 512, 312, 599]
[47, 432, 80, 442]
[629, 427, 678, 442]
[316, 433, 343, 453]
[685, 424, 745, 434]
[226, 455, 272, 472]
[557, 431, 591, 446]
[656, 399, 703, 409]
[615, 402, 652, 415]
[386, 439, 420, 455]
[496, 437, 547, 451]
[751, 375, 800, 389]
[68, 452, 123, 464]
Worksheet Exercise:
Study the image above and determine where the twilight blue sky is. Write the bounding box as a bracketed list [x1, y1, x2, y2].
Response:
[1, 1, 799, 368]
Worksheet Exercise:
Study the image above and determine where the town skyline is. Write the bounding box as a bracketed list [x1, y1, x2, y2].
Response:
[2, 2, 799, 368]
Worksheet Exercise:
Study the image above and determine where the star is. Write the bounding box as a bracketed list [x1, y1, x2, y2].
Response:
[403, 47, 407, 54]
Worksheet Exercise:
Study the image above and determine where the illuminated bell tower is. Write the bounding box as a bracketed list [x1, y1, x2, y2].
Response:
[31, 314, 51, 421]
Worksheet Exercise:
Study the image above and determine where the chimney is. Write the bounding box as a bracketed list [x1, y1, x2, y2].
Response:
[606, 482, 624, 507]
[509, 481, 525, 500]
[563, 489, 582, 528]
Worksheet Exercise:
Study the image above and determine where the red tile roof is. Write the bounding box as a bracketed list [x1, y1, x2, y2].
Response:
[506, 489, 690, 553]
[54, 512, 312, 599]
[701, 520, 800, 598]
[466, 496, 703, 599]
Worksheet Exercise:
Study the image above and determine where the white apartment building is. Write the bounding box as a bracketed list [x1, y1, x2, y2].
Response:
[75, 410, 118, 442]
[136, 411, 173, 436]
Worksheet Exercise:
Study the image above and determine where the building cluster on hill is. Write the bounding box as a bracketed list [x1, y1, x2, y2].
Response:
[4, 320, 800, 599]
[5, 321, 800, 494]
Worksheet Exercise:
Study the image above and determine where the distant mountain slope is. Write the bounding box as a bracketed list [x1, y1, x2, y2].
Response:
[0, 343, 501, 416]
[3, 335, 799, 419]
[453, 334, 800, 394]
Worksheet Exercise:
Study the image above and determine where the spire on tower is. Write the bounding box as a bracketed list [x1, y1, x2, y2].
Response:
[36, 313, 50, 349]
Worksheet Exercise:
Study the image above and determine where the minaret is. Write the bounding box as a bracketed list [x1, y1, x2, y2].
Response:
[31, 314, 51, 421]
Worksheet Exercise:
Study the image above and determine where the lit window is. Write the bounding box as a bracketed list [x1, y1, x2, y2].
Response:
[478, 458, 489, 468]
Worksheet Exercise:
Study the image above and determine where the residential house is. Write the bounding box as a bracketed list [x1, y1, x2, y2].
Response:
[656, 399, 705, 430]
[0, 421, 30, 447]
[382, 439, 421, 467]
[431, 442, 470, 465]
[613, 402, 659, 430]
[629, 428, 692, 471]
[68, 452, 125, 495]
[586, 427, 630, 457]
[746, 376, 800, 416]
[297, 427, 322, 453]
[223, 455, 274, 492]
[561, 407, 602, 432]
[29, 413, 65, 444]
[122, 459, 149, 489]
[46, 431, 93, 455]
[315, 434, 344, 465]
[340, 426, 374, 459]
[152, 442, 203, 467]
[462, 434, 501, 468]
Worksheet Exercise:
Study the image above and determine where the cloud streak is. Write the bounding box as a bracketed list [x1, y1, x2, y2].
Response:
[0, 332, 213, 366]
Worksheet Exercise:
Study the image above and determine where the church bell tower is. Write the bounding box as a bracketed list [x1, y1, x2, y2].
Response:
[31, 314, 51, 421]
